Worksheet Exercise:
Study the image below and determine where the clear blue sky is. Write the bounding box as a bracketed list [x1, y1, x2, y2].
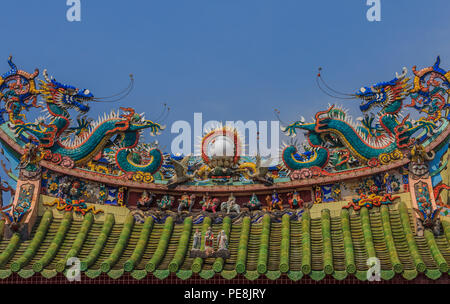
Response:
[0, 0, 450, 198]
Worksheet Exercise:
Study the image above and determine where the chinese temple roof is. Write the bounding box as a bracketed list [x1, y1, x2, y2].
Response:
[1, 56, 450, 285]
[0, 201, 448, 283]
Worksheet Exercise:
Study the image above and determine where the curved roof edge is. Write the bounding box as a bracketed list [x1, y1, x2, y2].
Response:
[1, 125, 449, 194]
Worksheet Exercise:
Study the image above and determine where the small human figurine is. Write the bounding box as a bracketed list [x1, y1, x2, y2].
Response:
[217, 230, 228, 251]
[384, 173, 392, 194]
[246, 193, 261, 211]
[157, 194, 174, 210]
[137, 190, 155, 210]
[212, 197, 220, 209]
[69, 181, 82, 200]
[178, 193, 195, 213]
[204, 226, 215, 256]
[201, 193, 217, 213]
[270, 190, 283, 211]
[221, 193, 240, 214]
[58, 177, 71, 200]
[287, 190, 303, 209]
[205, 227, 214, 248]
[192, 228, 201, 250]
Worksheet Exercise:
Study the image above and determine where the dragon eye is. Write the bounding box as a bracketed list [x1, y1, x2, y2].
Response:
[360, 87, 366, 93]
[84, 89, 90, 95]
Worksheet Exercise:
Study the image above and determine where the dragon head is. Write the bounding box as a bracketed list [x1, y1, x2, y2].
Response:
[355, 67, 410, 113]
[40, 69, 94, 114]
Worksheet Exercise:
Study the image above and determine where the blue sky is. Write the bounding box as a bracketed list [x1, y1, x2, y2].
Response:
[1, 0, 450, 200]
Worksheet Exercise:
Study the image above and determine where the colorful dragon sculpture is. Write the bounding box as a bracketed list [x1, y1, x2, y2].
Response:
[282, 57, 447, 173]
[408, 56, 450, 122]
[0, 56, 41, 124]
[1, 57, 164, 176]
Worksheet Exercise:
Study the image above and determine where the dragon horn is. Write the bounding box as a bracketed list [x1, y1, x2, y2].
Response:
[395, 67, 408, 79]
[43, 69, 51, 82]
[7, 55, 17, 72]
[433, 56, 441, 71]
